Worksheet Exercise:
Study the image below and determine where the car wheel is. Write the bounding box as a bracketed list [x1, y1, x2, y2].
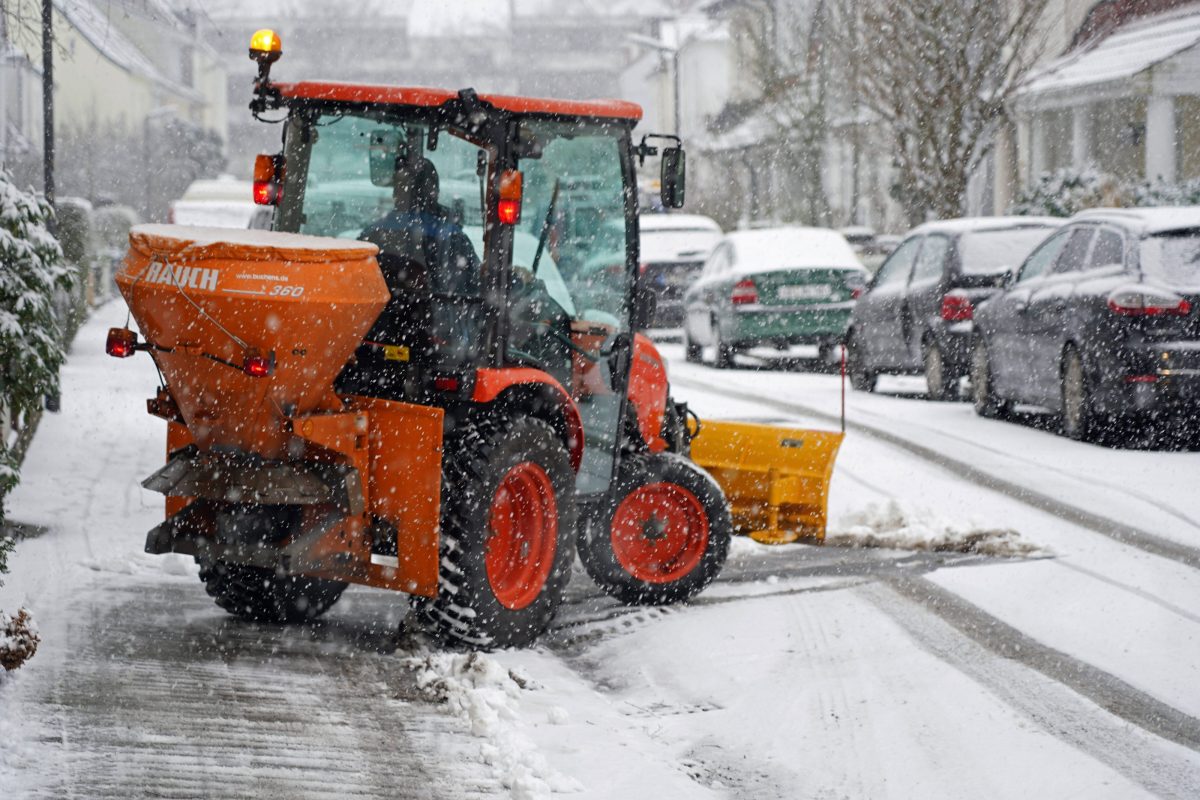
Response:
[971, 338, 1011, 419]
[846, 332, 874, 392]
[713, 322, 736, 370]
[683, 325, 702, 363]
[924, 340, 953, 401]
[1061, 347, 1101, 442]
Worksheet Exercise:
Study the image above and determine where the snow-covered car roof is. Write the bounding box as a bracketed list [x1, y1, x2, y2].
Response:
[725, 227, 863, 273]
[638, 213, 721, 233]
[1072, 207, 1200, 235]
[907, 216, 1062, 237]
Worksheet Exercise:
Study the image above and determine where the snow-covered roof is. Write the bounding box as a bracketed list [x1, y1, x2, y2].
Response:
[1072, 206, 1200, 234]
[725, 227, 862, 273]
[909, 216, 1063, 237]
[1020, 8, 1200, 98]
[56, 0, 203, 101]
[638, 213, 721, 233]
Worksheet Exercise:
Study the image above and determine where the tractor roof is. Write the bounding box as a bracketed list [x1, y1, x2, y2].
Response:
[277, 81, 643, 122]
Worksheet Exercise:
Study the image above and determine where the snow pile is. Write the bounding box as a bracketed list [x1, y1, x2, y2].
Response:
[0, 607, 39, 671]
[405, 651, 581, 799]
[828, 500, 1045, 557]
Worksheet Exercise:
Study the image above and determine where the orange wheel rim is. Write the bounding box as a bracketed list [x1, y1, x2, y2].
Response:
[486, 462, 558, 610]
[611, 482, 708, 584]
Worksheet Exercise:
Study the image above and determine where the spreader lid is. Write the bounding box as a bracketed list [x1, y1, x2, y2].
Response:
[129, 224, 379, 263]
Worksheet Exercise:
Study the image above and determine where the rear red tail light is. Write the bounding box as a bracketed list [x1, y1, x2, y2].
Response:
[1107, 287, 1191, 316]
[106, 327, 138, 358]
[434, 375, 461, 392]
[242, 349, 274, 377]
[940, 291, 973, 322]
[731, 278, 758, 306]
[497, 199, 520, 225]
[252, 180, 281, 205]
[851, 287, 864, 300]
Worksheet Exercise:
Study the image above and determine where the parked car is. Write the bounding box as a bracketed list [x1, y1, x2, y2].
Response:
[972, 207, 1200, 441]
[847, 217, 1061, 399]
[683, 227, 867, 368]
[639, 213, 723, 327]
[169, 175, 260, 228]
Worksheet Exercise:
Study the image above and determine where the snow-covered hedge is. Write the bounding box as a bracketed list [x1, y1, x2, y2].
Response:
[1, 170, 70, 523]
[1012, 169, 1200, 217]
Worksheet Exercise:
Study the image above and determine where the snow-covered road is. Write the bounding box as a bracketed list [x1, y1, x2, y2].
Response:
[2, 309, 1199, 798]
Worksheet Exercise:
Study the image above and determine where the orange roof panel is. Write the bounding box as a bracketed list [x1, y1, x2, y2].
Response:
[276, 81, 643, 122]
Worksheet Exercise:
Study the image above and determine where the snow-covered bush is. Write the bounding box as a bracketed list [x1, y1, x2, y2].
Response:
[1009, 168, 1131, 217]
[1132, 177, 1200, 207]
[0, 607, 40, 671]
[1, 170, 70, 520]
[1013, 170, 1200, 217]
[0, 534, 11, 583]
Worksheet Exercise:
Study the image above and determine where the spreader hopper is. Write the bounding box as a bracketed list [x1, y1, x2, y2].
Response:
[115, 225, 388, 459]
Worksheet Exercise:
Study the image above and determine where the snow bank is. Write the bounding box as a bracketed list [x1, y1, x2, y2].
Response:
[0, 607, 39, 671]
[404, 650, 581, 799]
[828, 499, 1045, 557]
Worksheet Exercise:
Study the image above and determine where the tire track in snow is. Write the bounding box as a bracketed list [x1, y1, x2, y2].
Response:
[876, 574, 1200, 762]
[10, 577, 500, 800]
[673, 375, 1200, 571]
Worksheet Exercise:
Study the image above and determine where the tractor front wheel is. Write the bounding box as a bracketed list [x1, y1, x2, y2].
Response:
[413, 415, 576, 649]
[579, 453, 730, 606]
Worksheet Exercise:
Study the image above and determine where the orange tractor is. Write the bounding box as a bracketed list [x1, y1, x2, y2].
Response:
[109, 30, 842, 648]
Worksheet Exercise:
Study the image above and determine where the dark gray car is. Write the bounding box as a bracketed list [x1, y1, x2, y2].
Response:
[847, 217, 1060, 398]
[972, 208, 1200, 441]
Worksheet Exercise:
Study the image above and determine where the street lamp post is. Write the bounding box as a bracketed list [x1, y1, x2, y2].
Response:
[42, 0, 54, 208]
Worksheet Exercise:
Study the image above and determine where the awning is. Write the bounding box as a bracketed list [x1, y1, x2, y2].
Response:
[1020, 9, 1200, 101]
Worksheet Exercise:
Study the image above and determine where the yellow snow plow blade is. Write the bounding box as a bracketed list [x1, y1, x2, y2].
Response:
[690, 420, 844, 545]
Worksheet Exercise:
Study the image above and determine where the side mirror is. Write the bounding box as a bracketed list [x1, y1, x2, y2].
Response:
[368, 128, 404, 187]
[1001, 270, 1017, 288]
[632, 284, 657, 330]
[660, 147, 686, 209]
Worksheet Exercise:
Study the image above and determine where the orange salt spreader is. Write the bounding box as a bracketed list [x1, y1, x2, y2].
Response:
[118, 225, 445, 600]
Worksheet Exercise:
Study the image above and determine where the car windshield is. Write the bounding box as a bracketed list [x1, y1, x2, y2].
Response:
[1140, 230, 1200, 288]
[958, 227, 1055, 276]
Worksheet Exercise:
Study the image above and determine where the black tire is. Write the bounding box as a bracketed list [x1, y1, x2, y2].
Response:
[1061, 347, 1100, 442]
[923, 339, 953, 401]
[578, 452, 731, 606]
[683, 327, 702, 363]
[846, 332, 875, 392]
[971, 338, 1012, 419]
[713, 323, 736, 370]
[412, 415, 575, 649]
[198, 560, 347, 623]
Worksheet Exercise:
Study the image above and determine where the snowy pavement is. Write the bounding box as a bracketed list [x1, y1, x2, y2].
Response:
[2, 308, 1200, 798]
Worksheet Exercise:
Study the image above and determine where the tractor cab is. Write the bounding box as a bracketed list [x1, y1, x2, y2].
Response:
[255, 74, 684, 498]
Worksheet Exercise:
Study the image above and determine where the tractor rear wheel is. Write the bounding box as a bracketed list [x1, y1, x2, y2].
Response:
[413, 415, 575, 649]
[579, 453, 730, 606]
[198, 560, 347, 624]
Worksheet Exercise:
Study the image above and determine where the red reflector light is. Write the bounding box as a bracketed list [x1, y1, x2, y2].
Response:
[434, 375, 460, 392]
[731, 278, 758, 306]
[851, 287, 864, 300]
[1124, 375, 1159, 383]
[940, 291, 973, 321]
[1107, 287, 1191, 316]
[243, 350, 274, 377]
[498, 199, 520, 225]
[106, 327, 137, 358]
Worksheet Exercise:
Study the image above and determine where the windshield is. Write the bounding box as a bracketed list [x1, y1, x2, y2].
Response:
[958, 227, 1055, 276]
[1140, 230, 1200, 288]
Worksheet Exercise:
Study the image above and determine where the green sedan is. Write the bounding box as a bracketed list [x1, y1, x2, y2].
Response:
[682, 227, 868, 368]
